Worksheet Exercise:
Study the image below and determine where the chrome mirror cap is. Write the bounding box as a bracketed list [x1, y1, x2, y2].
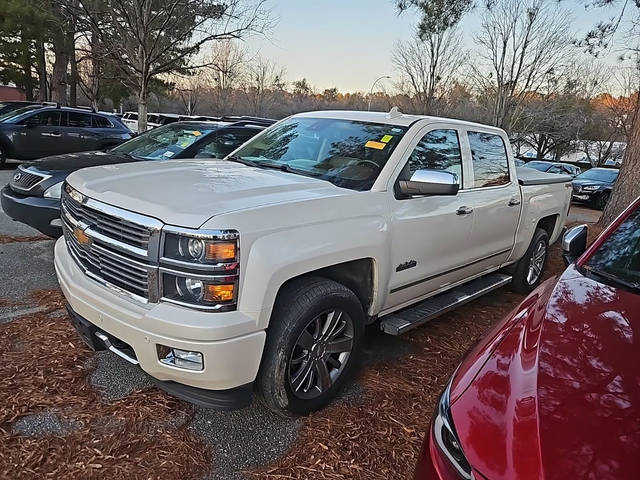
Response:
[398, 169, 460, 197]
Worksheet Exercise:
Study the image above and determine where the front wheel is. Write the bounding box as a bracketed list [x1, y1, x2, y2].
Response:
[257, 277, 364, 415]
[594, 191, 610, 210]
[510, 228, 549, 293]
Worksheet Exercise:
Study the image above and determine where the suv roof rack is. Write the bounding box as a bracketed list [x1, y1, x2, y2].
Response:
[71, 105, 97, 113]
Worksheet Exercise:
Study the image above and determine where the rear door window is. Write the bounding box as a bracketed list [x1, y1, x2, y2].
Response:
[92, 115, 112, 128]
[67, 112, 92, 128]
[468, 131, 510, 188]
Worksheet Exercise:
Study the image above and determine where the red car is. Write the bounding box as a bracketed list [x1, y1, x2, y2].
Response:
[415, 196, 640, 480]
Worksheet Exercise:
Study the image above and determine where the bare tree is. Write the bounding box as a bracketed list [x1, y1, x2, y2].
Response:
[75, 0, 271, 131]
[242, 56, 285, 117]
[206, 40, 246, 115]
[392, 28, 464, 115]
[471, 0, 573, 131]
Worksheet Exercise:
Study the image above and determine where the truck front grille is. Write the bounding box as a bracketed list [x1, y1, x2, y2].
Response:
[61, 184, 162, 302]
[61, 192, 152, 251]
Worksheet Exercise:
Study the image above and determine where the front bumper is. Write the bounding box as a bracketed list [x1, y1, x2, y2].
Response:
[571, 189, 597, 203]
[54, 237, 266, 406]
[1, 185, 62, 237]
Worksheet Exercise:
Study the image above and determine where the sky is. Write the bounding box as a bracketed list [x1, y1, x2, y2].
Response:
[244, 0, 633, 93]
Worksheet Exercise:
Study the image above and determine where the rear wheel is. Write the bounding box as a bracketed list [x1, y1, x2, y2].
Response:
[510, 228, 549, 293]
[257, 277, 364, 415]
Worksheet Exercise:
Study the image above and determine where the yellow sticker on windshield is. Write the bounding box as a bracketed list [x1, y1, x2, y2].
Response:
[381, 135, 393, 143]
[192, 130, 202, 136]
[365, 140, 386, 150]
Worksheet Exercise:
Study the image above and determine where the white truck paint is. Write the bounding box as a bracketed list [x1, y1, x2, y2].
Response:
[54, 110, 572, 413]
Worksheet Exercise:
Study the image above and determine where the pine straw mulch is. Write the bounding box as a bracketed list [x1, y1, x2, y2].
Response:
[251, 244, 570, 480]
[0, 235, 49, 245]
[0, 289, 210, 480]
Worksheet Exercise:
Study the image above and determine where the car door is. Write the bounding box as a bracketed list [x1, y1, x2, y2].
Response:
[64, 111, 97, 153]
[459, 129, 521, 273]
[14, 110, 63, 158]
[385, 126, 478, 310]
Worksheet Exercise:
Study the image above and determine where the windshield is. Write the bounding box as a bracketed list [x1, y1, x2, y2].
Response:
[0, 105, 41, 122]
[111, 123, 214, 160]
[525, 161, 552, 172]
[231, 117, 408, 190]
[577, 168, 618, 183]
[585, 207, 640, 290]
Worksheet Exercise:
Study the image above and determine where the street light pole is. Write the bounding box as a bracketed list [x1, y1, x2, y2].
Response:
[368, 75, 391, 111]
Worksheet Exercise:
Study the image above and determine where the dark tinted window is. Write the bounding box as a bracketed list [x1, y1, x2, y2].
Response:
[406, 129, 462, 181]
[586, 207, 640, 288]
[468, 131, 510, 188]
[92, 115, 112, 128]
[22, 110, 61, 126]
[67, 112, 92, 127]
[194, 129, 256, 158]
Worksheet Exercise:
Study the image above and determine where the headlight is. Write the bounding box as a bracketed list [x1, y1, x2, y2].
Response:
[160, 228, 239, 310]
[163, 231, 238, 264]
[433, 382, 472, 479]
[582, 185, 600, 191]
[43, 182, 63, 199]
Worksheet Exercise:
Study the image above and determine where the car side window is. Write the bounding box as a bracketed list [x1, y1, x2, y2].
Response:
[92, 115, 112, 128]
[548, 165, 563, 174]
[67, 112, 92, 128]
[194, 129, 256, 158]
[404, 129, 463, 181]
[468, 131, 510, 188]
[21, 111, 61, 126]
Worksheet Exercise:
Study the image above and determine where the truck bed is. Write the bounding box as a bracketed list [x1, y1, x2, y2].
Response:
[517, 167, 572, 186]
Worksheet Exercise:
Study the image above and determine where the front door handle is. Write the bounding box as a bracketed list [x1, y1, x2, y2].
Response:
[457, 206, 474, 215]
[42, 132, 62, 137]
[508, 198, 521, 206]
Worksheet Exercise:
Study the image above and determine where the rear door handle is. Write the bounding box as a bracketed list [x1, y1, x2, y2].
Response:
[457, 206, 474, 215]
[508, 198, 521, 206]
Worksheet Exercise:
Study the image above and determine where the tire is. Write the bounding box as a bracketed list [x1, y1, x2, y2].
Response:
[510, 228, 549, 294]
[257, 276, 365, 415]
[594, 191, 610, 211]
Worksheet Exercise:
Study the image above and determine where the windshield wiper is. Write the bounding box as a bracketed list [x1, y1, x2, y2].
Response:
[225, 155, 259, 167]
[586, 266, 640, 292]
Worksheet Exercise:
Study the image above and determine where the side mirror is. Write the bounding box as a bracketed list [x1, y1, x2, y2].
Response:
[398, 169, 460, 197]
[562, 224, 588, 266]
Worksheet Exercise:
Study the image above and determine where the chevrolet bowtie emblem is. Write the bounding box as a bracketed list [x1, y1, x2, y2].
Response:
[73, 226, 91, 246]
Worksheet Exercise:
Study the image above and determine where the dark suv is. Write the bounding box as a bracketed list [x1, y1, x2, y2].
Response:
[1, 117, 274, 236]
[0, 105, 132, 165]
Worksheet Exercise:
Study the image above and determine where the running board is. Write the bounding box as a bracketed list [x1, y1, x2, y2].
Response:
[380, 273, 512, 336]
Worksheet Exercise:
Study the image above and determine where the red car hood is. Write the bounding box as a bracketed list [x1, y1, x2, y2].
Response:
[451, 265, 640, 480]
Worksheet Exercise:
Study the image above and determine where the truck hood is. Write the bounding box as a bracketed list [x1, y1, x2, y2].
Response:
[65, 159, 347, 228]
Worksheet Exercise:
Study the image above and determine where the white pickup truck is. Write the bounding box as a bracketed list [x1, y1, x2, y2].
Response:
[54, 110, 572, 414]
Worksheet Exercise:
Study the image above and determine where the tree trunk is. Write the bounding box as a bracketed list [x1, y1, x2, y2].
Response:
[137, 81, 148, 133]
[36, 39, 47, 101]
[598, 99, 640, 227]
[68, 33, 77, 107]
[51, 32, 69, 104]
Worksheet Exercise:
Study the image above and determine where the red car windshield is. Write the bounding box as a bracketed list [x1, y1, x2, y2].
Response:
[585, 207, 640, 291]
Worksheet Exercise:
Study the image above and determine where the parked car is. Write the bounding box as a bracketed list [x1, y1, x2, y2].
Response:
[572, 167, 619, 210]
[513, 157, 526, 167]
[524, 160, 582, 177]
[54, 110, 572, 415]
[0, 105, 132, 166]
[1, 118, 274, 237]
[0, 100, 45, 116]
[121, 111, 139, 132]
[414, 196, 640, 480]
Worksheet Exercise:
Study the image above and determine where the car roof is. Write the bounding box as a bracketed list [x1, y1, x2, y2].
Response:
[292, 109, 507, 132]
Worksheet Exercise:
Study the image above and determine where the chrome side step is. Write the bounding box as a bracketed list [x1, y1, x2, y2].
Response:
[380, 273, 512, 336]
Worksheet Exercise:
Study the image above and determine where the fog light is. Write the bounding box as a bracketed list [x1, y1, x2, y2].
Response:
[157, 345, 204, 371]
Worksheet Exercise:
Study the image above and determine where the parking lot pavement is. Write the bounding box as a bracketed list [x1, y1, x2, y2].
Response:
[568, 203, 601, 225]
